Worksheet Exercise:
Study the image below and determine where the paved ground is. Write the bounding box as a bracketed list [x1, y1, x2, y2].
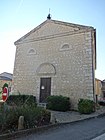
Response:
[92, 133, 105, 140]
[50, 106, 105, 123]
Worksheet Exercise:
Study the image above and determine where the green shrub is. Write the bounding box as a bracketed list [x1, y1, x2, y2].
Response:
[18, 106, 51, 128]
[0, 104, 51, 132]
[46, 95, 70, 111]
[2, 83, 8, 89]
[6, 95, 37, 107]
[78, 98, 95, 114]
[0, 104, 19, 132]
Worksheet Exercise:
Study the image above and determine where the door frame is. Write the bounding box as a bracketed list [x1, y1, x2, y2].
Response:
[39, 77, 51, 103]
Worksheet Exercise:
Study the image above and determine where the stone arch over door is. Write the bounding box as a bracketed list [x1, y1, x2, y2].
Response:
[36, 63, 56, 102]
[36, 62, 56, 76]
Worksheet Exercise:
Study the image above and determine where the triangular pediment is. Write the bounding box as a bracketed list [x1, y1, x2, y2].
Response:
[15, 19, 93, 45]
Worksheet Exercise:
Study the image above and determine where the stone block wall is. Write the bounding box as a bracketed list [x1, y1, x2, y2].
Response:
[13, 20, 95, 109]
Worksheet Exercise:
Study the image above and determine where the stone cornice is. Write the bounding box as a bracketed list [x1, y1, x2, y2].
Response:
[15, 28, 93, 45]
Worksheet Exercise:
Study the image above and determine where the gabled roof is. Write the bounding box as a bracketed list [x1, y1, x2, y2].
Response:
[0, 72, 13, 81]
[14, 19, 94, 45]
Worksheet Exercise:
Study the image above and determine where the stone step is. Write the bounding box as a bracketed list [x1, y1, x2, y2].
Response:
[38, 103, 47, 109]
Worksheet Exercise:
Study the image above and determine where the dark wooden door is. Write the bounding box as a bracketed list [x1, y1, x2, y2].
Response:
[40, 77, 51, 102]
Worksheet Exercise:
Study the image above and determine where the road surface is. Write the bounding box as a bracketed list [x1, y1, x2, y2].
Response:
[15, 116, 105, 140]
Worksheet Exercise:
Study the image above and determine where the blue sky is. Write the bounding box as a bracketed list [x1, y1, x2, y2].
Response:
[0, 0, 105, 80]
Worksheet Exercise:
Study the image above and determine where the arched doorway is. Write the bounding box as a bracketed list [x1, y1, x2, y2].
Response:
[36, 63, 56, 102]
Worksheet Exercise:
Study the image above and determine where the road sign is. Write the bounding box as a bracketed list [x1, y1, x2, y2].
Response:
[2, 87, 8, 102]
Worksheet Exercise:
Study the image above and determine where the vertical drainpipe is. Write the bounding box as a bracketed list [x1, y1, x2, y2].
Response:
[91, 29, 96, 104]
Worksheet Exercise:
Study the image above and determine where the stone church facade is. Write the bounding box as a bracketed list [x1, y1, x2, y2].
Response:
[13, 18, 96, 109]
